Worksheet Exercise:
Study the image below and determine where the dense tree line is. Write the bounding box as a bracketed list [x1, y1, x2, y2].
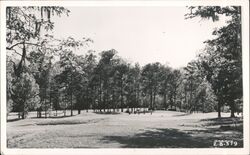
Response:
[6, 6, 242, 119]
[185, 6, 242, 117]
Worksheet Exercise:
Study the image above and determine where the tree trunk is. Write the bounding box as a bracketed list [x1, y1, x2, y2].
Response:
[48, 62, 51, 118]
[173, 88, 177, 107]
[218, 102, 221, 118]
[153, 91, 156, 110]
[21, 111, 27, 119]
[190, 80, 193, 113]
[230, 102, 235, 117]
[202, 98, 205, 113]
[180, 101, 182, 111]
[121, 81, 124, 112]
[78, 109, 81, 114]
[184, 87, 187, 105]
[70, 74, 73, 116]
[163, 93, 167, 110]
[21, 112, 25, 119]
[14, 42, 26, 77]
[21, 101, 26, 119]
[37, 110, 41, 118]
[150, 90, 153, 110]
[86, 87, 89, 113]
[45, 88, 47, 119]
[170, 96, 173, 109]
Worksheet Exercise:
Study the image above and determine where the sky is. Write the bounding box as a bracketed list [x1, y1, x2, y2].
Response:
[51, 7, 227, 68]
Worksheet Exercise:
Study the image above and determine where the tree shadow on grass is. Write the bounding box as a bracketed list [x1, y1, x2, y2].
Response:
[30, 115, 73, 119]
[185, 128, 243, 147]
[200, 117, 243, 126]
[8, 115, 77, 122]
[101, 128, 211, 148]
[101, 128, 243, 148]
[199, 117, 243, 133]
[7, 118, 22, 122]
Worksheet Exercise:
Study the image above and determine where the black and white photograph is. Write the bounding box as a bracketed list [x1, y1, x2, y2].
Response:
[0, 0, 249, 155]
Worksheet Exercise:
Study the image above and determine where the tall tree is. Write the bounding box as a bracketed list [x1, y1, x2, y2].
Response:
[113, 60, 129, 112]
[158, 65, 172, 110]
[183, 60, 217, 113]
[57, 50, 77, 116]
[168, 69, 181, 109]
[141, 63, 161, 111]
[93, 49, 118, 112]
[186, 6, 242, 117]
[11, 71, 41, 119]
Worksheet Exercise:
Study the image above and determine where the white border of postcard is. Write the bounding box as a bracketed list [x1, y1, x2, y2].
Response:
[0, 0, 249, 155]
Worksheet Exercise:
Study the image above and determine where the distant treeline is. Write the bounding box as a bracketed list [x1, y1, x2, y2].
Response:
[6, 6, 242, 119]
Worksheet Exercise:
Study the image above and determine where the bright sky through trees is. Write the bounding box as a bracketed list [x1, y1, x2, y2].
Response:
[52, 7, 228, 68]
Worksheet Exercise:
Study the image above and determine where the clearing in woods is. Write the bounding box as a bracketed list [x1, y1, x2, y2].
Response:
[7, 110, 243, 148]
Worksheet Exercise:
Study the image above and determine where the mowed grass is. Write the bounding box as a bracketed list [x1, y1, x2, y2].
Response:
[7, 110, 243, 148]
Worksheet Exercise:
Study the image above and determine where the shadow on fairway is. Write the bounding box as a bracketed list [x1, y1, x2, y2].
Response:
[7, 118, 22, 122]
[184, 128, 243, 147]
[200, 117, 243, 126]
[101, 127, 243, 148]
[7, 115, 77, 122]
[30, 115, 74, 119]
[101, 128, 210, 148]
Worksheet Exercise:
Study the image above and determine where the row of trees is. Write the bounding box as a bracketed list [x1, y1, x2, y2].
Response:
[185, 6, 243, 117]
[7, 47, 218, 117]
[6, 6, 242, 119]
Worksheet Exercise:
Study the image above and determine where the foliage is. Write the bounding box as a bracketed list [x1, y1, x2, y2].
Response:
[185, 6, 242, 117]
[11, 72, 41, 118]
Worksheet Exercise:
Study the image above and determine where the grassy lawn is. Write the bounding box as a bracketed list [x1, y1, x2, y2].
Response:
[7, 110, 243, 148]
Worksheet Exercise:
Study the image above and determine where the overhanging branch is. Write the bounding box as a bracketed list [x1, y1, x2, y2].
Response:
[6, 42, 41, 50]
